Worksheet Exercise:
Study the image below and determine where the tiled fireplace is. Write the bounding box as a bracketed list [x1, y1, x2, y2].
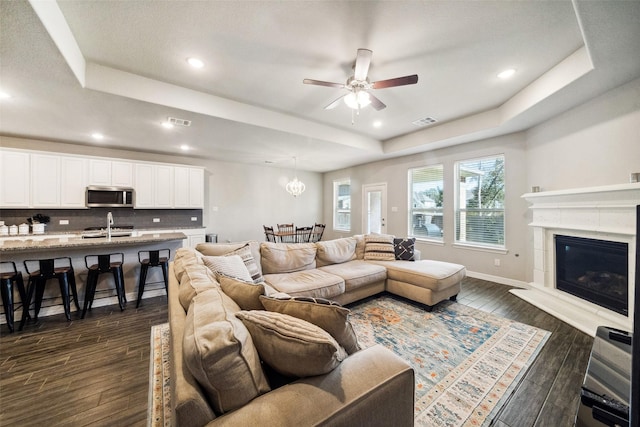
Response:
[512, 183, 639, 336]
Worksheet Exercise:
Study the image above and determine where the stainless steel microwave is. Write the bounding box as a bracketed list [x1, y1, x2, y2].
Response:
[86, 186, 134, 208]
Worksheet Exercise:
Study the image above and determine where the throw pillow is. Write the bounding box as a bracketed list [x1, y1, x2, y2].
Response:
[177, 263, 220, 312]
[363, 234, 396, 261]
[225, 243, 264, 283]
[183, 288, 270, 414]
[394, 237, 416, 261]
[235, 310, 348, 378]
[259, 295, 360, 354]
[218, 275, 266, 311]
[203, 254, 253, 282]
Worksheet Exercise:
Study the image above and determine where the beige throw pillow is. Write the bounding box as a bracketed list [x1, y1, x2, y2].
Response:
[363, 234, 396, 261]
[177, 263, 220, 312]
[183, 288, 270, 414]
[218, 275, 265, 311]
[259, 295, 360, 354]
[236, 310, 348, 378]
[203, 254, 253, 282]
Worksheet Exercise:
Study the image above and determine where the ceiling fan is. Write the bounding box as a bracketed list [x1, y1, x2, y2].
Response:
[303, 48, 418, 111]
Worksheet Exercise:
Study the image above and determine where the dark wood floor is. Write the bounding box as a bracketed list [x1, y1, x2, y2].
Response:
[0, 278, 592, 426]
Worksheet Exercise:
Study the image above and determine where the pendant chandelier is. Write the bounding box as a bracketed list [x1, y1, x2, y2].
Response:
[286, 157, 305, 197]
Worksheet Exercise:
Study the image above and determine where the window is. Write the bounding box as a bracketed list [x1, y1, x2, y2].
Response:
[408, 165, 443, 240]
[333, 179, 351, 231]
[455, 155, 505, 248]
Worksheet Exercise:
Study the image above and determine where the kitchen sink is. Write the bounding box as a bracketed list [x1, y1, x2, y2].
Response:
[81, 227, 134, 239]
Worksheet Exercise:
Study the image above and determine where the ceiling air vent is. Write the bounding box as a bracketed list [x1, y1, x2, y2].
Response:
[167, 117, 192, 127]
[412, 117, 437, 127]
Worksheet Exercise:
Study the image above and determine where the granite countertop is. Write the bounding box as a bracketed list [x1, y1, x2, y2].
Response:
[0, 232, 187, 252]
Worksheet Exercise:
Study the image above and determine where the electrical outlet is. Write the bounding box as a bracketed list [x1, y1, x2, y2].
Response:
[59, 219, 69, 225]
[191, 217, 197, 221]
[153, 218, 160, 223]
[494, 258, 501, 267]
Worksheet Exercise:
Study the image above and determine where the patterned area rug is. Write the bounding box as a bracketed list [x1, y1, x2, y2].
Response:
[148, 295, 550, 426]
[148, 323, 171, 427]
[349, 295, 550, 426]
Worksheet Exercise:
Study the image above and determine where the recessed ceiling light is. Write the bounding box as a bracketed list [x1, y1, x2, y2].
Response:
[373, 120, 382, 128]
[497, 68, 516, 79]
[91, 132, 104, 140]
[162, 121, 174, 129]
[0, 91, 11, 99]
[187, 57, 204, 69]
[180, 144, 190, 151]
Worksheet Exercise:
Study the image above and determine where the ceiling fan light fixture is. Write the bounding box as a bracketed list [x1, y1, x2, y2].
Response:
[344, 91, 371, 109]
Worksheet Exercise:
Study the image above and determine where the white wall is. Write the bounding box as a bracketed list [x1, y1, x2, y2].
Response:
[322, 78, 640, 284]
[323, 133, 530, 283]
[526, 77, 640, 191]
[0, 136, 323, 243]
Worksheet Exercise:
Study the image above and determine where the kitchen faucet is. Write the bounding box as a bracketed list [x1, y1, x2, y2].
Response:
[107, 211, 114, 241]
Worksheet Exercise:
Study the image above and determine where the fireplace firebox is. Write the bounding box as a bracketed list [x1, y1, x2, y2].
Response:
[555, 235, 628, 316]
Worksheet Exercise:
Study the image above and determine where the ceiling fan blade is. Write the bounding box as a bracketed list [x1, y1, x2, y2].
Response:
[324, 94, 347, 110]
[353, 49, 373, 81]
[368, 93, 386, 111]
[372, 74, 419, 89]
[303, 79, 344, 89]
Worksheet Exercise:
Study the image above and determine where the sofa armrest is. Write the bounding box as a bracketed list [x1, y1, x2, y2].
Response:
[207, 344, 414, 427]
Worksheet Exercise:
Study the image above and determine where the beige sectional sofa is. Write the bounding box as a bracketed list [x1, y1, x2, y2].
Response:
[168, 236, 465, 426]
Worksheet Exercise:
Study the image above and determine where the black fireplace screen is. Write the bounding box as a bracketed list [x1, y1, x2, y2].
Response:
[555, 235, 629, 316]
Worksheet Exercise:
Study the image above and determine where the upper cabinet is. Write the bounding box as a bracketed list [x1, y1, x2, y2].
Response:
[89, 159, 133, 187]
[134, 164, 174, 209]
[31, 154, 61, 207]
[174, 166, 204, 208]
[0, 150, 30, 207]
[0, 148, 204, 210]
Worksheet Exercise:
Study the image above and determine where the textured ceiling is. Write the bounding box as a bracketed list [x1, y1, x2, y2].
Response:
[1, 0, 639, 171]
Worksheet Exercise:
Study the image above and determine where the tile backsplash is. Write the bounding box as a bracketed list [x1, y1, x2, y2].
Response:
[1, 208, 203, 232]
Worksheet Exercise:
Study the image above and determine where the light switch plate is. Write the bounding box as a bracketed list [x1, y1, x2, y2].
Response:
[59, 219, 69, 225]
[191, 217, 197, 221]
[153, 218, 160, 223]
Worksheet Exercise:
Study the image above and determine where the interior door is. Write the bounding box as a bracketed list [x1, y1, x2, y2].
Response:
[363, 183, 387, 234]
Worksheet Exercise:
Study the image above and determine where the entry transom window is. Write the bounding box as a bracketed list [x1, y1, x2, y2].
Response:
[455, 155, 505, 248]
[333, 179, 351, 232]
[408, 165, 443, 240]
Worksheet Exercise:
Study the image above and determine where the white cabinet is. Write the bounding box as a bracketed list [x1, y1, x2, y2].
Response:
[89, 159, 133, 187]
[155, 165, 173, 208]
[31, 154, 61, 207]
[112, 161, 134, 187]
[60, 156, 88, 207]
[134, 164, 173, 208]
[180, 228, 206, 248]
[174, 166, 204, 208]
[134, 164, 154, 208]
[88, 159, 111, 185]
[0, 150, 30, 207]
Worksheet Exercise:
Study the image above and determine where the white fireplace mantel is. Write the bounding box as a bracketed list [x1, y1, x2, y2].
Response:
[511, 183, 639, 336]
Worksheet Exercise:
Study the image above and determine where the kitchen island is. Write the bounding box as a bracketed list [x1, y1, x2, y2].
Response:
[0, 232, 187, 324]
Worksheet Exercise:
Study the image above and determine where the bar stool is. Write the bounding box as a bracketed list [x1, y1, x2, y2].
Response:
[22, 257, 80, 326]
[82, 253, 126, 318]
[136, 249, 170, 308]
[1, 262, 29, 332]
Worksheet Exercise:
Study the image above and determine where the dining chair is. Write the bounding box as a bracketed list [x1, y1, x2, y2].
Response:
[277, 223, 295, 243]
[295, 226, 313, 243]
[263, 225, 277, 243]
[310, 223, 326, 242]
